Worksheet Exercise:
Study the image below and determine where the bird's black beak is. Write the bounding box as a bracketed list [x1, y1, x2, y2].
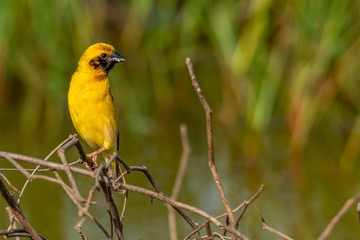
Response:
[105, 50, 125, 74]
[108, 50, 126, 64]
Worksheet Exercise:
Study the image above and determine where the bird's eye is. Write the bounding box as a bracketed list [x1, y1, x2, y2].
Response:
[100, 53, 107, 59]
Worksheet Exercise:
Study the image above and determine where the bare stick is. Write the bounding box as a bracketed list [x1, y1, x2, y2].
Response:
[6, 207, 17, 232]
[235, 184, 264, 227]
[52, 170, 80, 206]
[6, 153, 85, 214]
[75, 185, 99, 228]
[120, 191, 128, 222]
[83, 211, 111, 239]
[0, 162, 78, 172]
[77, 227, 88, 240]
[0, 151, 94, 177]
[117, 182, 247, 239]
[318, 192, 360, 240]
[111, 154, 162, 193]
[5, 155, 83, 217]
[0, 229, 47, 240]
[100, 175, 124, 240]
[184, 185, 264, 240]
[83, 169, 102, 212]
[171, 124, 191, 200]
[5, 154, 100, 238]
[0, 172, 18, 192]
[205, 220, 211, 237]
[255, 207, 293, 240]
[0, 229, 27, 235]
[186, 58, 238, 235]
[5, 156, 64, 185]
[109, 153, 200, 235]
[17, 135, 73, 205]
[113, 159, 201, 238]
[168, 124, 194, 240]
[213, 232, 231, 240]
[358, 203, 360, 230]
[58, 142, 86, 205]
[0, 178, 44, 240]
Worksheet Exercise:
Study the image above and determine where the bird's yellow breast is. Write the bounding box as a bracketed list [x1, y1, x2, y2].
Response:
[68, 71, 118, 152]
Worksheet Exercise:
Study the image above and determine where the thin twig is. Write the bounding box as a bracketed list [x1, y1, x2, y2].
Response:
[17, 135, 73, 204]
[222, 216, 230, 236]
[6, 207, 16, 231]
[318, 192, 360, 240]
[109, 153, 200, 236]
[0, 229, 27, 236]
[358, 203, 360, 230]
[205, 220, 211, 237]
[100, 172, 124, 240]
[58, 142, 86, 206]
[212, 232, 230, 240]
[0, 159, 79, 172]
[77, 227, 88, 240]
[171, 124, 191, 200]
[5, 156, 64, 185]
[0, 229, 48, 240]
[168, 124, 195, 240]
[84, 211, 111, 239]
[52, 170, 80, 206]
[255, 207, 293, 240]
[0, 168, 59, 172]
[75, 166, 102, 228]
[186, 57, 243, 239]
[0, 151, 94, 177]
[6, 153, 87, 232]
[0, 172, 19, 192]
[235, 184, 264, 227]
[75, 185, 99, 228]
[120, 191, 128, 222]
[111, 154, 162, 193]
[0, 178, 44, 240]
[117, 182, 246, 239]
[184, 184, 264, 240]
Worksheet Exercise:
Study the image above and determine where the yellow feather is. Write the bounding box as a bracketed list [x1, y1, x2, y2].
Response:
[68, 43, 124, 177]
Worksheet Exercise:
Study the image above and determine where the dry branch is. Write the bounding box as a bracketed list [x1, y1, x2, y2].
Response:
[167, 124, 196, 240]
[117, 182, 245, 238]
[110, 153, 200, 236]
[99, 165, 124, 240]
[17, 135, 73, 206]
[318, 192, 360, 240]
[184, 185, 264, 240]
[255, 207, 293, 240]
[235, 185, 264, 228]
[186, 57, 247, 240]
[77, 227, 88, 240]
[0, 178, 45, 240]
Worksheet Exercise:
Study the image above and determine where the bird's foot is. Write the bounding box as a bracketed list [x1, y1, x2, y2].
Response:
[86, 147, 107, 168]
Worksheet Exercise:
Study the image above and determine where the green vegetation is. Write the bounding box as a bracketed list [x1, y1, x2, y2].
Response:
[1, 0, 360, 239]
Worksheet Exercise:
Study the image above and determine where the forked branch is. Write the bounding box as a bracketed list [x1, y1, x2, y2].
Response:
[186, 57, 245, 240]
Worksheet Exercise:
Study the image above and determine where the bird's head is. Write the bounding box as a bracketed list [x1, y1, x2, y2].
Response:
[77, 43, 125, 76]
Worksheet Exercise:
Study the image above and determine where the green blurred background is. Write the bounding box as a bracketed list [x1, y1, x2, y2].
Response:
[1, 0, 360, 239]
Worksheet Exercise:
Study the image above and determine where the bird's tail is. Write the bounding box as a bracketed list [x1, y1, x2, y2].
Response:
[102, 150, 126, 193]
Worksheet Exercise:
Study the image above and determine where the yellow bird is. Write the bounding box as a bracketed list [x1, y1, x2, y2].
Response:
[68, 43, 125, 178]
